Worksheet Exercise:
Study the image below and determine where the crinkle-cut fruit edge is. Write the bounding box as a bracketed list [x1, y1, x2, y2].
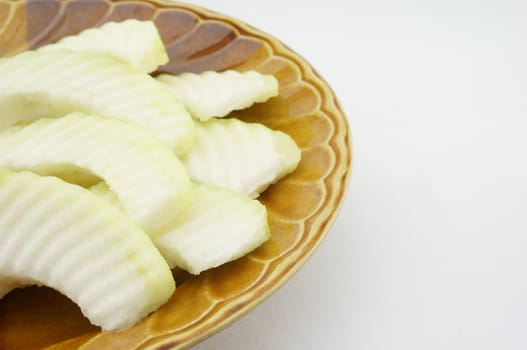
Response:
[181, 118, 301, 198]
[0, 169, 175, 331]
[89, 181, 269, 275]
[0, 112, 193, 236]
[153, 183, 270, 275]
[0, 49, 195, 155]
[39, 19, 169, 73]
[157, 70, 279, 121]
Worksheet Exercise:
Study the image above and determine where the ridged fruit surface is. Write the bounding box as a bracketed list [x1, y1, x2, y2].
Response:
[157, 70, 278, 121]
[182, 118, 300, 198]
[0, 113, 193, 235]
[0, 49, 194, 155]
[0, 169, 175, 332]
[40, 19, 169, 72]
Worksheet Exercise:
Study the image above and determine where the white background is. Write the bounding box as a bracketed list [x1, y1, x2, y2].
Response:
[185, 1, 527, 349]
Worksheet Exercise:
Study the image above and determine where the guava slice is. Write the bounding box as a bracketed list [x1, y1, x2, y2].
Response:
[39, 19, 168, 73]
[0, 169, 175, 331]
[157, 70, 278, 121]
[90, 181, 270, 275]
[0, 49, 194, 155]
[182, 118, 301, 198]
[0, 113, 193, 235]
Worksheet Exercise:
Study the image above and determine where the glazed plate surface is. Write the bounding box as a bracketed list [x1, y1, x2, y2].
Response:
[0, 1, 351, 349]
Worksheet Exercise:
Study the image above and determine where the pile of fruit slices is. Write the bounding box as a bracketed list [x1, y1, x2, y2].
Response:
[0, 20, 301, 332]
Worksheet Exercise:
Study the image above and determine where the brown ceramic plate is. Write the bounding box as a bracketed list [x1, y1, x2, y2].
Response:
[0, 0, 351, 349]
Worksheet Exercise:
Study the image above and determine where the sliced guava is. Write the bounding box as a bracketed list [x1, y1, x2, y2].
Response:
[39, 19, 168, 73]
[182, 118, 301, 198]
[0, 113, 193, 235]
[0, 169, 175, 331]
[90, 181, 270, 275]
[0, 49, 194, 155]
[157, 70, 278, 121]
